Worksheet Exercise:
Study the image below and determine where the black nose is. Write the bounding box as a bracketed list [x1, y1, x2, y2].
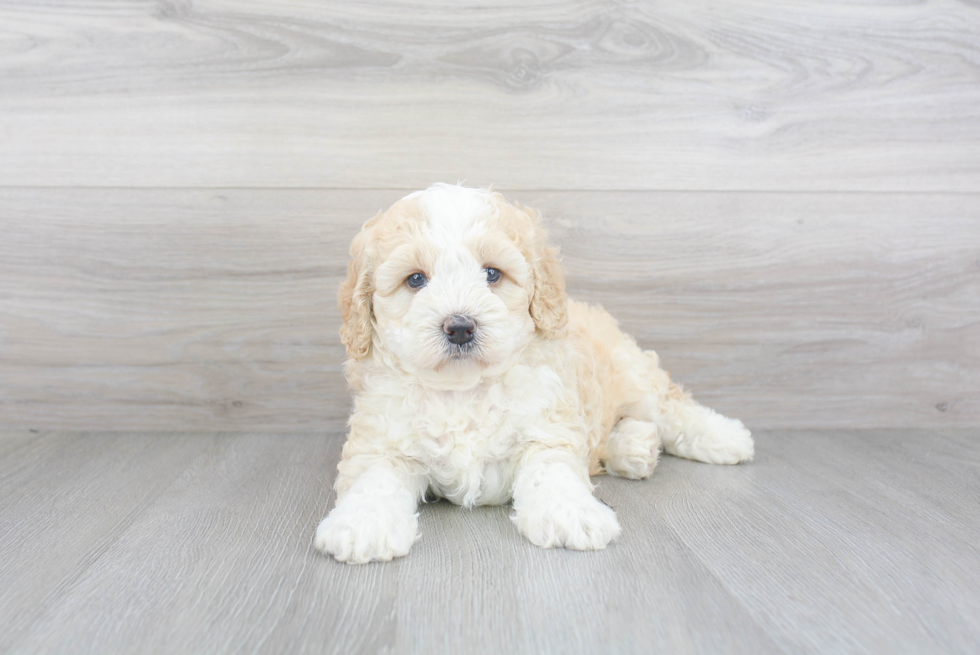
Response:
[443, 315, 476, 345]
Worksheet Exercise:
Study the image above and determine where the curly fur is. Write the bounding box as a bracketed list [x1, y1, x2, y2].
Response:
[316, 184, 754, 563]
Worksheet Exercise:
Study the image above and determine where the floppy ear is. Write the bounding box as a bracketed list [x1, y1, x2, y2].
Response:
[522, 206, 569, 339]
[338, 215, 378, 360]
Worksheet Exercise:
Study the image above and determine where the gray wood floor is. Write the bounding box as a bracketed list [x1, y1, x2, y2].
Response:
[1, 429, 978, 654]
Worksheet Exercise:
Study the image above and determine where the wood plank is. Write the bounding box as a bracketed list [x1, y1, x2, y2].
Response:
[641, 429, 980, 654]
[5, 433, 405, 655]
[0, 188, 367, 433]
[6, 430, 978, 653]
[391, 498, 780, 654]
[768, 429, 980, 542]
[534, 190, 980, 429]
[2, 188, 977, 430]
[1, 1, 978, 190]
[0, 432, 218, 651]
[5, 431, 780, 655]
[0, 430, 40, 460]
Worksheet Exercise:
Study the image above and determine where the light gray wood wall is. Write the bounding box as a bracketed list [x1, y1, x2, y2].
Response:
[3, 0, 979, 191]
[1, 1, 978, 430]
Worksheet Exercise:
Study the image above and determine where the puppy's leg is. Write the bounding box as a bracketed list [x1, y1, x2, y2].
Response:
[511, 449, 621, 550]
[314, 459, 426, 564]
[655, 383, 755, 465]
[605, 418, 662, 480]
[610, 345, 753, 466]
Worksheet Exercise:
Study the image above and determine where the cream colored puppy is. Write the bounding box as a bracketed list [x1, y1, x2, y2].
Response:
[315, 184, 754, 563]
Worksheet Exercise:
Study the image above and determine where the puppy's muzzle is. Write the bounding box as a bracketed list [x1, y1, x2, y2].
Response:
[443, 315, 477, 346]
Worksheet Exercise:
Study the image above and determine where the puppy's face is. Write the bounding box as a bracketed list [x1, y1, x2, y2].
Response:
[340, 185, 567, 388]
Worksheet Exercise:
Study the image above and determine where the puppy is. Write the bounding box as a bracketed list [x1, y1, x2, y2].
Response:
[315, 184, 754, 563]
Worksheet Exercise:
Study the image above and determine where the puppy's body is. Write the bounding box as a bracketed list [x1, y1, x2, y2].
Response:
[316, 184, 753, 563]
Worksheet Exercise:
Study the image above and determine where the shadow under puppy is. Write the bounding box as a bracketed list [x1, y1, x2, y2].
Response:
[315, 184, 754, 563]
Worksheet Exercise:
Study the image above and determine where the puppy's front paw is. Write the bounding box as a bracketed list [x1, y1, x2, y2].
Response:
[513, 491, 621, 551]
[314, 502, 418, 564]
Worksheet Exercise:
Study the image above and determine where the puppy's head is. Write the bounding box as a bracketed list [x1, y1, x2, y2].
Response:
[339, 184, 567, 388]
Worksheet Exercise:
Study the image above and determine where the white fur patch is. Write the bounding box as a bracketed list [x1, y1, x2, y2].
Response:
[414, 183, 495, 236]
[511, 452, 621, 550]
[314, 465, 421, 564]
[662, 407, 755, 465]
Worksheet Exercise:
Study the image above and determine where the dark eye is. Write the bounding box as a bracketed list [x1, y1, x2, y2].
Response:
[407, 272, 427, 289]
[485, 267, 502, 284]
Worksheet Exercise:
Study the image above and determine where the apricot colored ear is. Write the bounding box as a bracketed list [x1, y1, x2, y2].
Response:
[524, 207, 568, 338]
[338, 215, 378, 360]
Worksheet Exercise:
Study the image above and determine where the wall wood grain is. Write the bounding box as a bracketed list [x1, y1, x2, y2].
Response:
[2, 188, 976, 430]
[0, 1, 978, 190]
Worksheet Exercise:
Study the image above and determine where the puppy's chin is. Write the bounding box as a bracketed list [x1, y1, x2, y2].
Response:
[407, 346, 496, 390]
[394, 342, 518, 391]
[420, 357, 487, 391]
